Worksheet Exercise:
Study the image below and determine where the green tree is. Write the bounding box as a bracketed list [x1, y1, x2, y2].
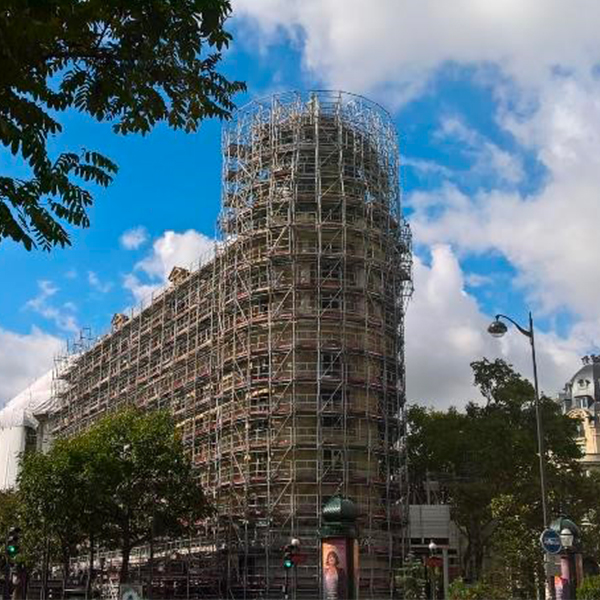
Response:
[407, 358, 589, 591]
[0, 490, 19, 576]
[0, 0, 245, 251]
[0, 490, 19, 536]
[18, 407, 210, 588]
[85, 407, 210, 583]
[18, 440, 90, 595]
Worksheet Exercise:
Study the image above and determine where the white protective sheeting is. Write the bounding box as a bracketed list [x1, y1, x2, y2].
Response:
[0, 369, 53, 428]
[0, 426, 27, 490]
[0, 370, 54, 489]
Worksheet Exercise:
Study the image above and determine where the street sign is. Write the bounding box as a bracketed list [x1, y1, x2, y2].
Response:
[540, 528, 562, 554]
[544, 559, 561, 577]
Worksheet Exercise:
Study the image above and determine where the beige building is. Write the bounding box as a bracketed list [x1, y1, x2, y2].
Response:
[48, 92, 413, 599]
[559, 355, 600, 469]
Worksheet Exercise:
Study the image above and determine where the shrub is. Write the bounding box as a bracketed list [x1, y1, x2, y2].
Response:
[448, 578, 505, 600]
[578, 575, 600, 600]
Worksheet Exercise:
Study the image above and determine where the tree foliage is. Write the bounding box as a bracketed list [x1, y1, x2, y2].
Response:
[448, 577, 505, 600]
[17, 407, 210, 586]
[0, 0, 245, 250]
[85, 407, 210, 582]
[407, 358, 592, 593]
[577, 574, 600, 600]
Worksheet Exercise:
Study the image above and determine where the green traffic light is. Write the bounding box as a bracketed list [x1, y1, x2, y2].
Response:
[7, 544, 17, 557]
[284, 558, 293, 569]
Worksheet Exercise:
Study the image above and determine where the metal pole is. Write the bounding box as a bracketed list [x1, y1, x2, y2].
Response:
[293, 563, 297, 600]
[442, 548, 449, 600]
[3, 527, 10, 600]
[529, 312, 555, 600]
[3, 559, 9, 600]
[529, 312, 548, 529]
[283, 568, 289, 600]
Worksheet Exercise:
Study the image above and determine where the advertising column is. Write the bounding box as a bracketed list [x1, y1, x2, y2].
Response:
[320, 497, 359, 600]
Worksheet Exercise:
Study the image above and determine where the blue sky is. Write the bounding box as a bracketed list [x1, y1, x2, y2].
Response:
[3, 1, 600, 407]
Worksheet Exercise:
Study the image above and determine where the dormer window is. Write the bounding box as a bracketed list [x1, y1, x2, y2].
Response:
[575, 396, 592, 409]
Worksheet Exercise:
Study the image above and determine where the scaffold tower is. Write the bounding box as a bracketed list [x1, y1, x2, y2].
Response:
[51, 91, 412, 599]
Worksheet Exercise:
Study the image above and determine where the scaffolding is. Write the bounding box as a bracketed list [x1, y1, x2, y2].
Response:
[51, 91, 412, 599]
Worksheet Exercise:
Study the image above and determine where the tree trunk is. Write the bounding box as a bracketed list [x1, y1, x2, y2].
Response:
[86, 532, 94, 600]
[40, 537, 49, 600]
[186, 531, 192, 600]
[474, 542, 484, 581]
[61, 547, 69, 600]
[13, 564, 26, 600]
[120, 544, 131, 585]
[148, 518, 154, 600]
[461, 539, 473, 580]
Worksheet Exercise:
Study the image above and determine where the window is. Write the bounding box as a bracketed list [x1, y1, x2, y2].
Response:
[575, 396, 592, 409]
[576, 421, 585, 438]
[249, 421, 269, 443]
[250, 394, 269, 413]
[321, 292, 341, 311]
[321, 353, 342, 378]
[248, 452, 266, 480]
[255, 297, 269, 315]
[321, 415, 343, 430]
[24, 427, 37, 454]
[320, 389, 343, 411]
[253, 357, 270, 379]
[322, 261, 342, 282]
[323, 449, 344, 472]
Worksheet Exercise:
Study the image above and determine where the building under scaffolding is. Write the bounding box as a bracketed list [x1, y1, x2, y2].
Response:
[50, 91, 413, 599]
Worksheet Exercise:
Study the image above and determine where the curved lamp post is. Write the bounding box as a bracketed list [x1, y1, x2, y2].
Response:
[487, 312, 548, 528]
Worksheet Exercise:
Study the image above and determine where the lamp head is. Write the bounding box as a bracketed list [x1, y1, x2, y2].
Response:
[560, 528, 574, 549]
[428, 541, 437, 553]
[488, 319, 508, 338]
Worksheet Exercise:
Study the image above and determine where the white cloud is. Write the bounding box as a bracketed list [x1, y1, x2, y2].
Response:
[24, 280, 79, 333]
[124, 230, 215, 304]
[123, 274, 162, 306]
[435, 117, 524, 186]
[409, 76, 600, 321]
[464, 273, 493, 288]
[234, 0, 600, 103]
[120, 226, 149, 250]
[0, 327, 62, 409]
[87, 271, 112, 294]
[406, 245, 587, 407]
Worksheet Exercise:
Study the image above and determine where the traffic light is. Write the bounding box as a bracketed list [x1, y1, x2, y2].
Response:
[283, 545, 294, 569]
[283, 539, 300, 569]
[6, 527, 20, 560]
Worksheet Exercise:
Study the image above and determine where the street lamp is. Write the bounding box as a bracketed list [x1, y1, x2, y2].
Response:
[552, 516, 581, 600]
[487, 312, 548, 529]
[560, 528, 575, 550]
[428, 541, 438, 600]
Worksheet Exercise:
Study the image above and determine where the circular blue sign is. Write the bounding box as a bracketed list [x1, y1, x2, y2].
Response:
[540, 529, 562, 554]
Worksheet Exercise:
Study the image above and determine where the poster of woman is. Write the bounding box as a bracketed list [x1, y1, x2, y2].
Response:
[322, 539, 348, 600]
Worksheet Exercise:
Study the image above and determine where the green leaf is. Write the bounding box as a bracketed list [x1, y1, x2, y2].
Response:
[0, 0, 245, 251]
